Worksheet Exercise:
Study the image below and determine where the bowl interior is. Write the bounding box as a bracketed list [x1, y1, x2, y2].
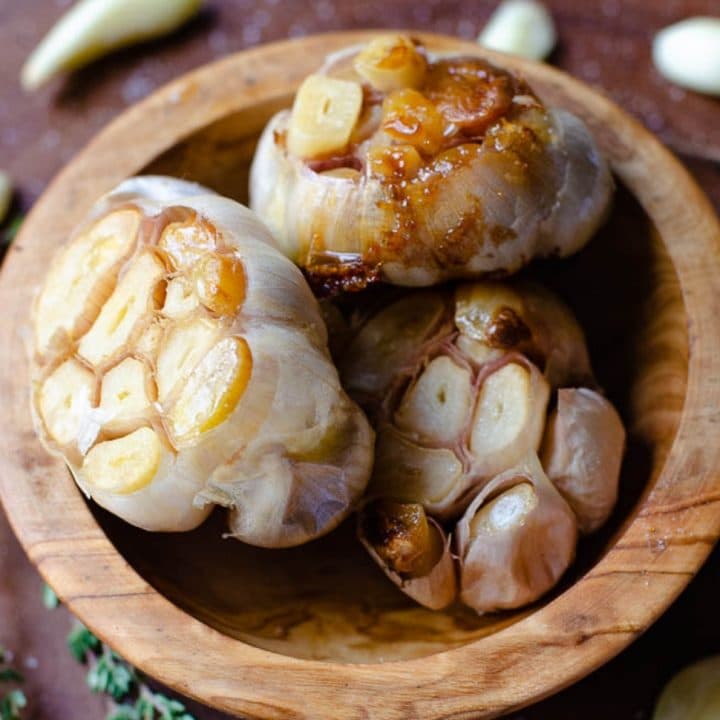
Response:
[85, 95, 689, 663]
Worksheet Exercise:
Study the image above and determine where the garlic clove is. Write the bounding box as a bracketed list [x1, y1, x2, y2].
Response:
[353, 34, 427, 92]
[456, 453, 577, 614]
[541, 388, 625, 534]
[469, 360, 550, 479]
[359, 500, 457, 610]
[21, 0, 202, 91]
[98, 357, 154, 436]
[287, 74, 363, 159]
[477, 0, 557, 61]
[653, 18, 720, 97]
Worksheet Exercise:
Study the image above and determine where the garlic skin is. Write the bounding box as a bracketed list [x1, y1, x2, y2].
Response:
[250, 37, 613, 289]
[541, 388, 625, 534]
[21, 0, 202, 91]
[654, 655, 720, 720]
[456, 453, 577, 614]
[477, 0, 557, 61]
[653, 18, 720, 97]
[31, 176, 373, 544]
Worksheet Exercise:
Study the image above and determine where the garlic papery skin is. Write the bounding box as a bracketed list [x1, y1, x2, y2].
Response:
[477, 0, 557, 61]
[653, 18, 720, 97]
[541, 388, 626, 534]
[21, 0, 202, 91]
[653, 655, 720, 720]
[250, 36, 613, 289]
[358, 500, 457, 610]
[455, 453, 577, 614]
[31, 176, 373, 543]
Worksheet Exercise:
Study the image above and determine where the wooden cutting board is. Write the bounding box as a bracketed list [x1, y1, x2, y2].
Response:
[0, 1, 719, 718]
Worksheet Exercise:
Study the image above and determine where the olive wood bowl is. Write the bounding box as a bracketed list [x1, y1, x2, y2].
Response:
[2, 31, 720, 720]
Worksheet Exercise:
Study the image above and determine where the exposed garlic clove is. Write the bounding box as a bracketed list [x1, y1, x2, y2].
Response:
[456, 453, 577, 614]
[541, 388, 625, 534]
[394, 355, 473, 445]
[287, 74, 363, 159]
[32, 176, 373, 541]
[469, 360, 550, 479]
[21, 0, 202, 91]
[381, 89, 449, 156]
[653, 655, 720, 720]
[0, 171, 13, 224]
[359, 500, 457, 610]
[370, 425, 466, 519]
[353, 34, 427, 92]
[477, 0, 557, 61]
[98, 357, 154, 435]
[653, 18, 720, 97]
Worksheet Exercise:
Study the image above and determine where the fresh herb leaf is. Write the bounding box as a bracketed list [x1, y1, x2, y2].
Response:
[42, 583, 59, 610]
[67, 622, 101, 663]
[1, 215, 23, 248]
[0, 688, 26, 720]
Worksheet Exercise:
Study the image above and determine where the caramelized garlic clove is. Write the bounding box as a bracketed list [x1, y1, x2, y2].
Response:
[287, 74, 363, 159]
[541, 388, 625, 534]
[469, 360, 550, 479]
[21, 0, 202, 91]
[456, 453, 577, 614]
[353, 34, 427, 91]
[359, 500, 457, 610]
[98, 357, 154, 435]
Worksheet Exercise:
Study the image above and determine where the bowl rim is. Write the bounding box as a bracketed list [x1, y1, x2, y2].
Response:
[2, 30, 720, 720]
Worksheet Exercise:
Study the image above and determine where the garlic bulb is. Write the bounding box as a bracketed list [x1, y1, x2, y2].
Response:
[456, 453, 577, 613]
[358, 499, 456, 610]
[31, 176, 373, 544]
[250, 35, 613, 289]
[339, 281, 594, 519]
[541, 388, 626, 534]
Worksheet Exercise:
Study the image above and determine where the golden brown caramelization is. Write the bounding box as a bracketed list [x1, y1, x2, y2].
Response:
[250, 35, 613, 288]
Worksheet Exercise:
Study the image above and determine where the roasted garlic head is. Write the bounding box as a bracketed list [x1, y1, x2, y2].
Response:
[31, 176, 373, 545]
[250, 34, 613, 289]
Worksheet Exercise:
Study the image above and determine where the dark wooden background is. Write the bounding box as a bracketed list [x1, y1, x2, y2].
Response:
[1, 0, 719, 717]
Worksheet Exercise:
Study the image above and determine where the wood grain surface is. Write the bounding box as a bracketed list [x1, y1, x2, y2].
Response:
[1, 2, 720, 719]
[1, 30, 720, 720]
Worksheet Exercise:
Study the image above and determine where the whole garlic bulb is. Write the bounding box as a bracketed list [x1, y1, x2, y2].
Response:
[250, 35, 613, 289]
[31, 176, 373, 546]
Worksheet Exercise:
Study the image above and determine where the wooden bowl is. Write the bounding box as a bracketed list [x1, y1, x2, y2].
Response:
[2, 31, 720, 719]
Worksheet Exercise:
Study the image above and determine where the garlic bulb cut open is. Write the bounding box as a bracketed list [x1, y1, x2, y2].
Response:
[31, 176, 373, 542]
[340, 282, 568, 520]
[358, 499, 457, 610]
[456, 453, 577, 614]
[541, 388, 626, 534]
[250, 35, 613, 289]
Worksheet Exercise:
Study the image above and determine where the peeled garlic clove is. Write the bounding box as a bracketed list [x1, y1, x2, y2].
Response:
[353, 34, 427, 92]
[0, 171, 12, 224]
[456, 453, 577, 614]
[653, 18, 720, 97]
[31, 176, 373, 540]
[21, 0, 202, 91]
[541, 388, 625, 534]
[287, 74, 363, 159]
[653, 655, 720, 720]
[359, 500, 457, 610]
[477, 0, 557, 61]
[469, 359, 550, 479]
[250, 37, 612, 287]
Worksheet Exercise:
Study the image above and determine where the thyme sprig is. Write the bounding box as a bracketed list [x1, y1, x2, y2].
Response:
[0, 647, 26, 720]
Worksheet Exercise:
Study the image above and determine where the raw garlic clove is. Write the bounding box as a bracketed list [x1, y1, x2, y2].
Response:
[287, 74, 363, 159]
[477, 0, 557, 60]
[21, 0, 202, 91]
[353, 34, 427, 92]
[359, 500, 457, 610]
[31, 176, 373, 540]
[456, 453, 577, 614]
[541, 388, 625, 534]
[653, 18, 720, 97]
[469, 360, 550, 479]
